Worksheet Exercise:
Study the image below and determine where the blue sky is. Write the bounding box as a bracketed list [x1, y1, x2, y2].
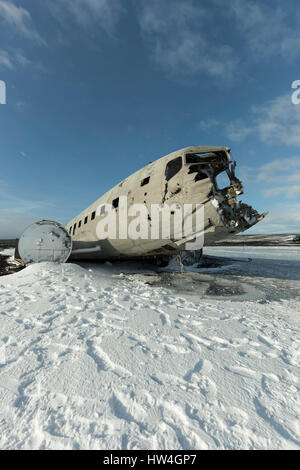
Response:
[0, 0, 300, 237]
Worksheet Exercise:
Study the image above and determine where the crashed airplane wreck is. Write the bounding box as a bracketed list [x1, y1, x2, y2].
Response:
[16, 146, 267, 266]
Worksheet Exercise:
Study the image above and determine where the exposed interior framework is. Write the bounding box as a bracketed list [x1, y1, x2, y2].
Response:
[184, 149, 266, 233]
[62, 145, 267, 263]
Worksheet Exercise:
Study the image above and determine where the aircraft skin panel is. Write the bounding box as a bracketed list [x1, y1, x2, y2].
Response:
[66, 146, 267, 261]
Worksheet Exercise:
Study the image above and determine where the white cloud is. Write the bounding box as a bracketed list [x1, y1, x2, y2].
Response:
[260, 166, 300, 199]
[263, 185, 300, 199]
[0, 181, 55, 216]
[257, 157, 300, 183]
[251, 204, 300, 234]
[256, 156, 300, 200]
[137, 0, 300, 82]
[199, 119, 219, 132]
[14, 49, 32, 67]
[0, 0, 45, 45]
[235, 165, 256, 183]
[254, 94, 300, 146]
[0, 48, 41, 71]
[0, 49, 13, 69]
[223, 0, 300, 62]
[138, 0, 237, 81]
[223, 93, 300, 147]
[224, 120, 252, 142]
[53, 0, 124, 35]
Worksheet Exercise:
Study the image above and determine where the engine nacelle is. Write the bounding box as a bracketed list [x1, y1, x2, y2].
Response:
[16, 220, 72, 266]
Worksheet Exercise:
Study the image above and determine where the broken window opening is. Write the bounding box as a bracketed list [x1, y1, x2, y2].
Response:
[112, 198, 119, 209]
[216, 172, 231, 190]
[78, 220, 82, 228]
[165, 157, 182, 181]
[186, 152, 227, 166]
[141, 176, 150, 187]
[188, 164, 209, 181]
[84, 216, 88, 224]
[73, 224, 77, 235]
[91, 211, 96, 220]
[171, 187, 181, 196]
[69, 227, 72, 234]
[186, 153, 213, 163]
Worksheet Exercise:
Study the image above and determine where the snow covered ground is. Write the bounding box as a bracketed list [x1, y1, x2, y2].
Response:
[0, 246, 299, 450]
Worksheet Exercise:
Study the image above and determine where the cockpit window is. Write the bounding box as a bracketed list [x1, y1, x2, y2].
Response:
[165, 157, 182, 181]
[186, 154, 206, 164]
[186, 152, 226, 165]
[188, 165, 209, 181]
[216, 172, 230, 190]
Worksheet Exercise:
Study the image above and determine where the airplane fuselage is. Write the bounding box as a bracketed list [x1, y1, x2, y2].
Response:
[66, 146, 266, 262]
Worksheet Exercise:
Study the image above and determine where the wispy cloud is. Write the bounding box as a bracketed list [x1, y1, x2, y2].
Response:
[138, 0, 237, 81]
[0, 0, 45, 45]
[0, 48, 43, 72]
[255, 156, 300, 199]
[224, 120, 253, 142]
[222, 93, 300, 147]
[51, 0, 125, 35]
[254, 94, 300, 146]
[221, 0, 300, 62]
[0, 180, 70, 237]
[263, 185, 300, 199]
[0, 49, 13, 69]
[257, 157, 300, 184]
[138, 0, 300, 82]
[234, 156, 300, 215]
[252, 203, 300, 234]
[231, 154, 300, 204]
[0, 181, 55, 215]
[199, 119, 219, 132]
[14, 49, 32, 67]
